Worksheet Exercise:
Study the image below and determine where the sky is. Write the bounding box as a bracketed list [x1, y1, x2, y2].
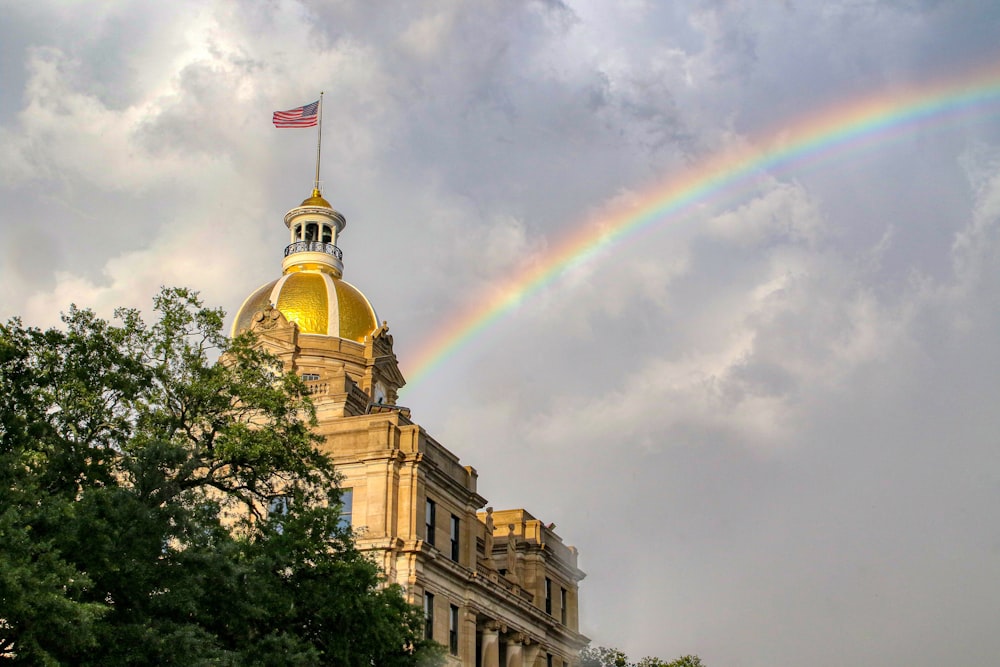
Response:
[2, 1, 1000, 665]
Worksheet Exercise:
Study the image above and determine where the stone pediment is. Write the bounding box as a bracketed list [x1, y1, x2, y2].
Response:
[367, 321, 406, 389]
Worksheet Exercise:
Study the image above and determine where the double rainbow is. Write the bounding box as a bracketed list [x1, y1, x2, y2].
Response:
[402, 61, 1000, 388]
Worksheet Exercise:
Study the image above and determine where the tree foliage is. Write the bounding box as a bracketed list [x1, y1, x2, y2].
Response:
[580, 646, 705, 667]
[0, 288, 443, 666]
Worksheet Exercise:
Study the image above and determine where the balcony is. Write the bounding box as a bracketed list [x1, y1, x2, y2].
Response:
[474, 562, 535, 603]
[284, 241, 343, 260]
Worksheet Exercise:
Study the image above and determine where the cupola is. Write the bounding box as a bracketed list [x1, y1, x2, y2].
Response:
[232, 188, 378, 343]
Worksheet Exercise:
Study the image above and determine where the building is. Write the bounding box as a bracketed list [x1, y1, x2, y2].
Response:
[232, 187, 588, 667]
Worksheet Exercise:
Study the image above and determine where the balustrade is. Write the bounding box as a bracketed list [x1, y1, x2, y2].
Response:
[284, 240, 343, 260]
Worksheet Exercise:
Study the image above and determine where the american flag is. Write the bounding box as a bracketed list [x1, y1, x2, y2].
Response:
[273, 100, 319, 128]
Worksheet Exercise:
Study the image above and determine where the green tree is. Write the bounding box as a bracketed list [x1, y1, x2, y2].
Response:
[580, 646, 632, 667]
[0, 288, 443, 667]
[637, 656, 704, 667]
[581, 646, 704, 667]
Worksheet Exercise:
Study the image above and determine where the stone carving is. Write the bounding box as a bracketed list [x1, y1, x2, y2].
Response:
[252, 304, 284, 330]
[507, 632, 528, 645]
[483, 507, 495, 566]
[483, 619, 504, 633]
[506, 524, 518, 583]
[372, 320, 394, 347]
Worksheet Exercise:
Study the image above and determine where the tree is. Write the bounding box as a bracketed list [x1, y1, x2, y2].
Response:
[580, 646, 704, 667]
[637, 656, 704, 667]
[0, 288, 443, 666]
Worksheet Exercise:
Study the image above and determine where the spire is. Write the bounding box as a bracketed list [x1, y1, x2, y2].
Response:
[313, 92, 324, 193]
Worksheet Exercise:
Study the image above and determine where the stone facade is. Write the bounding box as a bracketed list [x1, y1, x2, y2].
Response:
[234, 190, 588, 667]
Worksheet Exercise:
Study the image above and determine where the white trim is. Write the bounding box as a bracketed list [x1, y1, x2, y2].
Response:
[268, 274, 290, 308]
[324, 273, 339, 336]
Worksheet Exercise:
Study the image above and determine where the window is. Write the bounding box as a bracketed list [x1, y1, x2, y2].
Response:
[268, 496, 291, 534]
[450, 515, 460, 561]
[449, 604, 459, 655]
[294, 223, 302, 240]
[561, 587, 568, 624]
[268, 496, 291, 516]
[425, 498, 436, 546]
[338, 488, 353, 529]
[322, 225, 332, 243]
[547, 654, 553, 667]
[301, 373, 320, 381]
[545, 577, 552, 614]
[305, 222, 318, 242]
[424, 592, 434, 640]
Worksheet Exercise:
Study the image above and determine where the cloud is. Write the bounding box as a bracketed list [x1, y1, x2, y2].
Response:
[3, 2, 1000, 665]
[512, 180, 894, 455]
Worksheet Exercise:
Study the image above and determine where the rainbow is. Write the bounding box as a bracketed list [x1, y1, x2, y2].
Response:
[401, 61, 1000, 388]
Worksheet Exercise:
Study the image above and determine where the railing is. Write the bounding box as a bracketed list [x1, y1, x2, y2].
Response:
[304, 381, 329, 396]
[284, 241, 343, 260]
[474, 563, 534, 603]
[476, 563, 513, 593]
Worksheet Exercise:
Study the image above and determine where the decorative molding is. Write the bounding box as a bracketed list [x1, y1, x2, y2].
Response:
[251, 304, 286, 330]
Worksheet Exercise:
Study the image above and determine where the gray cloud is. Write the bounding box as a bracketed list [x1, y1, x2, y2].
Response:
[2, 1, 999, 665]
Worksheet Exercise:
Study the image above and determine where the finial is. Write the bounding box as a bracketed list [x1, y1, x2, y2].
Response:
[300, 188, 333, 208]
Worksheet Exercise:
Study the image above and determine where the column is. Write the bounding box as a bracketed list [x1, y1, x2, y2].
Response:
[481, 621, 500, 667]
[524, 642, 541, 667]
[506, 633, 525, 667]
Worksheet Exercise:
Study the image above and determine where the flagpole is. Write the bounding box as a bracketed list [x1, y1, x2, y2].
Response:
[314, 92, 324, 193]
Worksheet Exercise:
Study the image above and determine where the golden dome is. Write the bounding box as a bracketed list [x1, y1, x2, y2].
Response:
[300, 188, 332, 208]
[232, 271, 378, 342]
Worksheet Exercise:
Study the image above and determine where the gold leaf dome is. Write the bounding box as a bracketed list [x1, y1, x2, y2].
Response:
[232, 270, 378, 342]
[300, 188, 332, 209]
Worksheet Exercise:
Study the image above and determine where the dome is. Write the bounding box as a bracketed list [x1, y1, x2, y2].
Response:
[232, 270, 379, 342]
[300, 188, 332, 208]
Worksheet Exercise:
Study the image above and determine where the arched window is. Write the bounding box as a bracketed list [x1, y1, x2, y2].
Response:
[305, 222, 319, 242]
[294, 223, 302, 240]
[322, 225, 332, 244]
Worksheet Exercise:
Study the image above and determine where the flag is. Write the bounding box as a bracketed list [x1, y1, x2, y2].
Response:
[273, 100, 319, 128]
